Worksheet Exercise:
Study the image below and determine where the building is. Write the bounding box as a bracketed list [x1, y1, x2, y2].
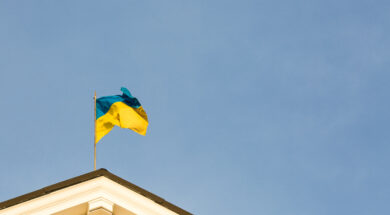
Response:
[0, 169, 192, 215]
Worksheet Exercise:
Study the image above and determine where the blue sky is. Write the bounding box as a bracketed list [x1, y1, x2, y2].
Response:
[1, 1, 389, 214]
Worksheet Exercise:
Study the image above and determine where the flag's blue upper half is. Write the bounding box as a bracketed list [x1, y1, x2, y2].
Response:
[96, 87, 142, 119]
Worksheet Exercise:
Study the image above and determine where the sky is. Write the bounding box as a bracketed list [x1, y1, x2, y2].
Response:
[0, 0, 389, 214]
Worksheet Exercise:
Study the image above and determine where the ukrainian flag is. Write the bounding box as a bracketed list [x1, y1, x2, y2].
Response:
[95, 87, 148, 143]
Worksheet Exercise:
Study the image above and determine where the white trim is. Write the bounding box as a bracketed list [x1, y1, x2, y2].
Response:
[0, 177, 179, 215]
[88, 197, 113, 212]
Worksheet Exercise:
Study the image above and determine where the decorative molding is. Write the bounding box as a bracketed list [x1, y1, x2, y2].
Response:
[88, 197, 113, 212]
[88, 207, 112, 215]
[0, 177, 178, 215]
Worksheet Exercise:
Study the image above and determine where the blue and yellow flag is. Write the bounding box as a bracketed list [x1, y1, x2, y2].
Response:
[95, 87, 148, 143]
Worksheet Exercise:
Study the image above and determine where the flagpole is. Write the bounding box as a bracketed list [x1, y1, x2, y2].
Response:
[94, 91, 97, 170]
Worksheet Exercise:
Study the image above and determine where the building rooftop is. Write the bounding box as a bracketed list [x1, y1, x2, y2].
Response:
[0, 168, 192, 215]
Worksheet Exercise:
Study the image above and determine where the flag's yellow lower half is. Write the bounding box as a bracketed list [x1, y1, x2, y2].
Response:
[95, 101, 148, 143]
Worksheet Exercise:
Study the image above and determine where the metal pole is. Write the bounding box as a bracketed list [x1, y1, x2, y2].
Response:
[94, 91, 97, 170]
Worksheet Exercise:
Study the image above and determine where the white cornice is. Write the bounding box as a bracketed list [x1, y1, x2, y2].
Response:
[0, 177, 178, 215]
